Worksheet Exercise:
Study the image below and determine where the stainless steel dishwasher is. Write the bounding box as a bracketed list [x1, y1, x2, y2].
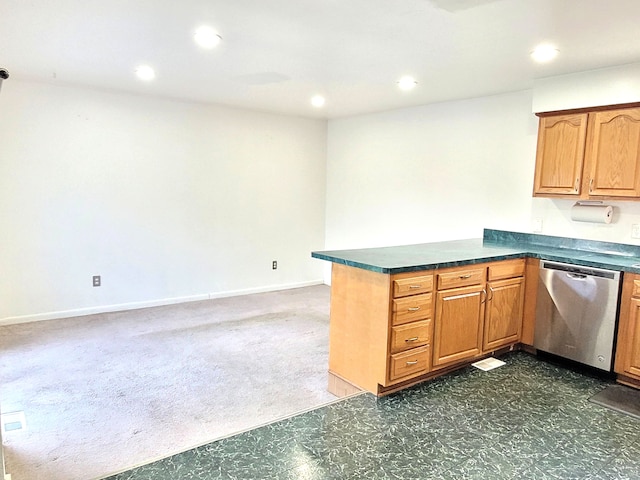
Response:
[534, 260, 622, 371]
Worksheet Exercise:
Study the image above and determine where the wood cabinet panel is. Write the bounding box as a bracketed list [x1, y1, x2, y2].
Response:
[328, 259, 526, 396]
[533, 113, 587, 196]
[615, 273, 640, 383]
[585, 107, 640, 197]
[521, 258, 539, 346]
[390, 320, 431, 354]
[389, 346, 430, 381]
[392, 274, 434, 298]
[387, 280, 434, 385]
[483, 277, 524, 351]
[624, 298, 640, 378]
[392, 293, 432, 326]
[433, 284, 485, 367]
[328, 264, 391, 393]
[437, 267, 485, 290]
[488, 259, 525, 281]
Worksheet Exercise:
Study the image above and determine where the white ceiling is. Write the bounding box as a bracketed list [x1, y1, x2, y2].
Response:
[2, 0, 640, 119]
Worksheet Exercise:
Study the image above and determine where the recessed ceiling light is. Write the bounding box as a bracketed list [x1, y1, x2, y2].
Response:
[397, 76, 417, 91]
[311, 95, 326, 108]
[194, 26, 222, 49]
[135, 65, 155, 81]
[531, 44, 559, 63]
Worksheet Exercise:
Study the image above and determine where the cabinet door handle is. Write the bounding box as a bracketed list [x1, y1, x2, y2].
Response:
[459, 274, 472, 279]
[589, 178, 594, 192]
[575, 177, 580, 192]
[488, 286, 494, 302]
[407, 307, 421, 311]
[481, 288, 487, 304]
[405, 337, 419, 342]
[406, 360, 419, 366]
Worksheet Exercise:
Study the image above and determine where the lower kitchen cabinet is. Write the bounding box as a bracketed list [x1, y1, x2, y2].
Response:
[327, 259, 526, 396]
[483, 277, 525, 351]
[327, 264, 434, 395]
[389, 346, 431, 381]
[433, 284, 485, 367]
[433, 260, 525, 369]
[615, 274, 640, 384]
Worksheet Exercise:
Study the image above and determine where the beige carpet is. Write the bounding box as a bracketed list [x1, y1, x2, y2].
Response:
[0, 285, 339, 480]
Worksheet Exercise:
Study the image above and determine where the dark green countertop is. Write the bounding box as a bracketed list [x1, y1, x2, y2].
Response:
[311, 229, 640, 275]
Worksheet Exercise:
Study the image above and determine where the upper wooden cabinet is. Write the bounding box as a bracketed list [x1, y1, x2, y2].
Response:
[585, 108, 640, 197]
[533, 105, 640, 200]
[533, 113, 587, 196]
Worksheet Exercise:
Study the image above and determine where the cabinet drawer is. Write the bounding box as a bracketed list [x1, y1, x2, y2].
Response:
[392, 274, 434, 298]
[488, 260, 525, 281]
[390, 320, 431, 353]
[392, 293, 432, 326]
[437, 268, 485, 290]
[389, 346, 430, 381]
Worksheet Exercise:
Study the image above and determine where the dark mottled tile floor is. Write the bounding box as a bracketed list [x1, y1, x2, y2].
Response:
[103, 353, 640, 480]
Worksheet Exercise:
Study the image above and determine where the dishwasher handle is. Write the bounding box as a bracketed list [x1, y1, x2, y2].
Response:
[540, 261, 618, 280]
[567, 273, 588, 280]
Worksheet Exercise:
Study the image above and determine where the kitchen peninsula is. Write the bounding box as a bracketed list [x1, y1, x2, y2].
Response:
[313, 229, 640, 396]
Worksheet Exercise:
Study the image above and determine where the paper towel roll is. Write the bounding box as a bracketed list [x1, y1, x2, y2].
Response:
[570, 204, 613, 224]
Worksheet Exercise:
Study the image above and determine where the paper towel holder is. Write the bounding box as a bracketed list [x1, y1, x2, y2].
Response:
[573, 201, 606, 206]
[571, 201, 614, 224]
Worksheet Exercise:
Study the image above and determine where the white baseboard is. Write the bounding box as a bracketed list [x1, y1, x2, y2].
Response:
[0, 280, 325, 326]
[207, 280, 323, 300]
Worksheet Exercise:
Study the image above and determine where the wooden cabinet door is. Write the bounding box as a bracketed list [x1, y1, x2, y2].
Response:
[483, 277, 524, 352]
[585, 107, 640, 197]
[433, 284, 485, 367]
[533, 113, 588, 196]
[622, 296, 640, 378]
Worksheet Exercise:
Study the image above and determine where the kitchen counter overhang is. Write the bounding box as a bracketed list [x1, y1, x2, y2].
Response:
[312, 229, 640, 275]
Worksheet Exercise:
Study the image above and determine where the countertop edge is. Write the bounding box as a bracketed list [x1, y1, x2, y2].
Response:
[312, 246, 640, 275]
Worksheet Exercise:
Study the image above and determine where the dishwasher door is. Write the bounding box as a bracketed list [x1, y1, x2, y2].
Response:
[534, 261, 621, 371]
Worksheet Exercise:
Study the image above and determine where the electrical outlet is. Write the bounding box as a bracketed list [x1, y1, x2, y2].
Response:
[93, 275, 101, 287]
[633, 224, 640, 239]
[272, 260, 277, 270]
[532, 218, 543, 233]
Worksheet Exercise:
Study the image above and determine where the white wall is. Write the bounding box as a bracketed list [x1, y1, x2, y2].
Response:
[6, 75, 640, 322]
[325, 90, 539, 251]
[529, 62, 640, 242]
[530, 198, 640, 243]
[0, 80, 327, 322]
[324, 89, 640, 279]
[532, 62, 640, 113]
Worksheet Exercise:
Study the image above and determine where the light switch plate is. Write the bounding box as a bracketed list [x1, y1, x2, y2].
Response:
[632, 224, 640, 239]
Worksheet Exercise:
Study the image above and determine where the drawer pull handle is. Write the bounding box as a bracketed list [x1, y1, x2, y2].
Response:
[407, 307, 421, 311]
[405, 337, 419, 342]
[409, 285, 422, 289]
[406, 361, 419, 366]
[459, 274, 472, 279]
